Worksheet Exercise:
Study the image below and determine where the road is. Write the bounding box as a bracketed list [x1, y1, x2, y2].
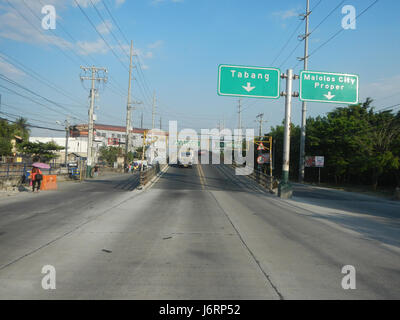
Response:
[0, 165, 399, 299]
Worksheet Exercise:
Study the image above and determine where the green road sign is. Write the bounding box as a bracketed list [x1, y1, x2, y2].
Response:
[218, 64, 280, 99]
[300, 70, 359, 104]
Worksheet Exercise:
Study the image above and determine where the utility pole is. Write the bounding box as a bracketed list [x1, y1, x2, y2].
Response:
[80, 66, 107, 177]
[278, 69, 299, 198]
[64, 117, 70, 165]
[152, 91, 156, 130]
[125, 40, 134, 169]
[141, 112, 143, 129]
[159, 117, 162, 130]
[255, 113, 267, 138]
[298, 0, 310, 182]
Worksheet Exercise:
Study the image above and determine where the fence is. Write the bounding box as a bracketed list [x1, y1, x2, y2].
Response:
[139, 163, 167, 187]
[232, 162, 277, 192]
[0, 163, 66, 179]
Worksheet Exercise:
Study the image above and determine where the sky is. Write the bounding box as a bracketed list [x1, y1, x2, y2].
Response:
[0, 0, 399, 137]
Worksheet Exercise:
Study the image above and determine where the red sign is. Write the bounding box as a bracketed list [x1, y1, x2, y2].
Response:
[107, 138, 120, 146]
[257, 142, 265, 151]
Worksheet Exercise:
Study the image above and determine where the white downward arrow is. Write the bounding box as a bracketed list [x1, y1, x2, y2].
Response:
[324, 91, 335, 100]
[242, 82, 255, 92]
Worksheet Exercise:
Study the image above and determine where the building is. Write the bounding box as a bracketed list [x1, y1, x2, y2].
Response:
[30, 123, 168, 164]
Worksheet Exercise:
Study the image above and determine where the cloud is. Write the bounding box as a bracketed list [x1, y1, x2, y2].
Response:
[148, 40, 164, 49]
[96, 20, 112, 35]
[77, 39, 109, 55]
[0, 57, 26, 78]
[361, 75, 400, 103]
[73, 0, 101, 8]
[272, 8, 300, 20]
[115, 0, 126, 6]
[151, 0, 184, 5]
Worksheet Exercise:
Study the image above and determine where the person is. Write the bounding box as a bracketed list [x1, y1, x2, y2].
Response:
[31, 167, 43, 192]
[93, 165, 99, 177]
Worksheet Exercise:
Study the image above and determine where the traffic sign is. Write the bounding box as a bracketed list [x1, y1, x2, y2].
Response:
[257, 155, 267, 164]
[218, 64, 280, 99]
[257, 142, 265, 151]
[299, 70, 359, 104]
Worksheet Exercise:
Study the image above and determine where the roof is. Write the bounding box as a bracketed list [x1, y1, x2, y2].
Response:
[71, 123, 168, 136]
[72, 123, 148, 134]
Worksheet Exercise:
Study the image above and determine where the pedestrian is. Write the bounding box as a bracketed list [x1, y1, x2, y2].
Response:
[93, 165, 99, 177]
[31, 166, 43, 192]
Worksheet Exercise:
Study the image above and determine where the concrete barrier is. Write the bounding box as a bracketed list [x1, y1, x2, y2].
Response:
[41, 175, 57, 191]
[139, 164, 167, 187]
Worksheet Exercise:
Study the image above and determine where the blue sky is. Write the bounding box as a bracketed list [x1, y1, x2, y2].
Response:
[0, 0, 399, 137]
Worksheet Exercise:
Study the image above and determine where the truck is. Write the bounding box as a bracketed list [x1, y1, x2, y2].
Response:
[178, 149, 194, 168]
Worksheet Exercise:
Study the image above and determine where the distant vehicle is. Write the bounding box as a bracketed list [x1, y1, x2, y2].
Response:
[178, 149, 194, 168]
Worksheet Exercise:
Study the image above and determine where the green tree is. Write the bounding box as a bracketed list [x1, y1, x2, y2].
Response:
[99, 146, 123, 165]
[0, 119, 14, 156]
[17, 141, 64, 161]
[12, 117, 30, 141]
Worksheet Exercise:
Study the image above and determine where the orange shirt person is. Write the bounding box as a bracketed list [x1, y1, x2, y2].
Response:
[31, 167, 43, 192]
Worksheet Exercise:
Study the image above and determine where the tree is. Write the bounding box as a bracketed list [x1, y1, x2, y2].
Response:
[13, 117, 30, 141]
[0, 119, 13, 156]
[17, 141, 64, 161]
[354, 109, 400, 189]
[99, 146, 123, 166]
[269, 122, 300, 179]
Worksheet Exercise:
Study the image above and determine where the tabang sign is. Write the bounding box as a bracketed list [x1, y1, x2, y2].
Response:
[305, 156, 324, 168]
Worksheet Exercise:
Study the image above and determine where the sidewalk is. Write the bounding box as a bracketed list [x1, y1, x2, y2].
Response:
[0, 171, 135, 203]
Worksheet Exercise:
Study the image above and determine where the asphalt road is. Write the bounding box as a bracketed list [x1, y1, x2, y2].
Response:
[0, 165, 399, 299]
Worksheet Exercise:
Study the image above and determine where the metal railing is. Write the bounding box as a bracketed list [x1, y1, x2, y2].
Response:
[0, 163, 65, 178]
[232, 162, 277, 192]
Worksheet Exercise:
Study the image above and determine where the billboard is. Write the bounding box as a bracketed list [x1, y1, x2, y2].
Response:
[305, 156, 324, 168]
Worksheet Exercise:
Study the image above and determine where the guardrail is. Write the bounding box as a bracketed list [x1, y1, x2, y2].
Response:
[232, 162, 277, 192]
[139, 163, 167, 187]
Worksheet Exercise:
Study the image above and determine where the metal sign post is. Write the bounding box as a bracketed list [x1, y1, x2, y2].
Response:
[278, 69, 298, 198]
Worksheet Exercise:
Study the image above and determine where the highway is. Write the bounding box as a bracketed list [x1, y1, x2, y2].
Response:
[0, 165, 399, 299]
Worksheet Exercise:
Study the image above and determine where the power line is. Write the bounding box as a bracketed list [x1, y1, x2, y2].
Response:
[0, 74, 86, 120]
[0, 116, 65, 132]
[74, 0, 129, 72]
[294, 0, 380, 68]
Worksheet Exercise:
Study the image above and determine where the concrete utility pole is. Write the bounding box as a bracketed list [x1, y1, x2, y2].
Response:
[255, 113, 267, 138]
[299, 0, 310, 182]
[125, 40, 134, 169]
[80, 66, 107, 177]
[141, 112, 143, 129]
[64, 117, 70, 165]
[279, 69, 299, 198]
[152, 91, 156, 130]
[159, 117, 162, 130]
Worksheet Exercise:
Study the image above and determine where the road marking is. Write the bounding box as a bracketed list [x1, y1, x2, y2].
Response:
[197, 164, 206, 190]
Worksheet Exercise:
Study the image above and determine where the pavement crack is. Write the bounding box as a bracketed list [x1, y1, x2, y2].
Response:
[207, 190, 285, 300]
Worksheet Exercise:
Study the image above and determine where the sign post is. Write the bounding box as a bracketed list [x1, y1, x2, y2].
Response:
[218, 64, 280, 99]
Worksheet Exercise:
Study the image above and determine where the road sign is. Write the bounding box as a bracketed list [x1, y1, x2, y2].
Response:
[315, 156, 324, 167]
[257, 142, 265, 151]
[257, 155, 267, 164]
[305, 156, 324, 168]
[299, 70, 359, 104]
[218, 64, 280, 99]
